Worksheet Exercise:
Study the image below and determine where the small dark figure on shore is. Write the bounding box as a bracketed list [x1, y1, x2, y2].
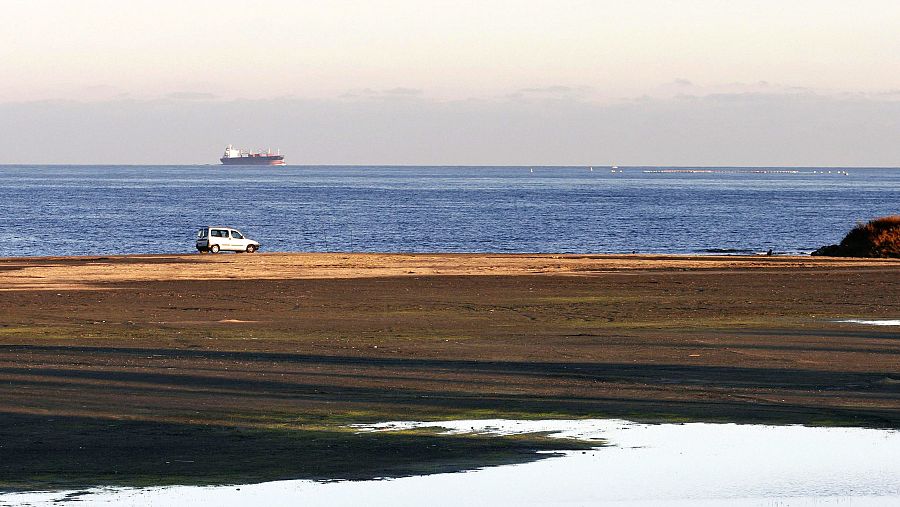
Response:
[766, 249, 774, 256]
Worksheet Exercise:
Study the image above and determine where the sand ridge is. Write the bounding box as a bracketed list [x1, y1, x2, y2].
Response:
[1, 252, 898, 291]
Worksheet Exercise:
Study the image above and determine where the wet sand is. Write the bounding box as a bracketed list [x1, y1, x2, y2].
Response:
[0, 253, 898, 489]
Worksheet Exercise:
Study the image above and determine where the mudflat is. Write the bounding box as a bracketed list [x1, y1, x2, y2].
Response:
[1, 253, 898, 489]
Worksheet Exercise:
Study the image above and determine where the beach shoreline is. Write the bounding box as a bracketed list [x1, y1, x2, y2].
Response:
[1, 252, 898, 489]
[2, 251, 898, 290]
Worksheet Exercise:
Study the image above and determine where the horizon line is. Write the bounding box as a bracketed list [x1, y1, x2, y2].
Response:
[1, 163, 899, 170]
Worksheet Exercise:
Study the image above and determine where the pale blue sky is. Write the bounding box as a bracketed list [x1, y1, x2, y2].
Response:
[1, 1, 899, 164]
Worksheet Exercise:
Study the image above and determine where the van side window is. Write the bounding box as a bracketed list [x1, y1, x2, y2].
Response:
[231, 231, 243, 239]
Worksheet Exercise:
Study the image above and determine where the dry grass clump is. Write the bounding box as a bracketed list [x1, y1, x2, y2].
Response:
[812, 215, 900, 258]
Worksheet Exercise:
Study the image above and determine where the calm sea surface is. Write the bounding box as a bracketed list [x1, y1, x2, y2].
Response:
[0, 165, 897, 257]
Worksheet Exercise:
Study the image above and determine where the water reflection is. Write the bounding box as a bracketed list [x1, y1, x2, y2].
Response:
[838, 319, 900, 326]
[3, 419, 898, 506]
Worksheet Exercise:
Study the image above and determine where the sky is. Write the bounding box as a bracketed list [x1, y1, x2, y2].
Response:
[1, 0, 899, 165]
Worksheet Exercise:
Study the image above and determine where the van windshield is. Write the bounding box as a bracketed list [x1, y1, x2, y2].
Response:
[197, 229, 208, 238]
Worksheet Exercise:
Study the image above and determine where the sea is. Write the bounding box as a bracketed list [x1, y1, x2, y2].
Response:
[0, 165, 898, 257]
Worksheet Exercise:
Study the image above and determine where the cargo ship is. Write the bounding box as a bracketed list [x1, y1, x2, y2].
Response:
[220, 145, 286, 165]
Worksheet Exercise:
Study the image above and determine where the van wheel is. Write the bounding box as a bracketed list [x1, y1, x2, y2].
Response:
[210, 244, 220, 253]
[246, 245, 257, 253]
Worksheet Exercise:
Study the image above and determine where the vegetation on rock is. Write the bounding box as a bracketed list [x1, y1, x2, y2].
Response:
[812, 216, 900, 258]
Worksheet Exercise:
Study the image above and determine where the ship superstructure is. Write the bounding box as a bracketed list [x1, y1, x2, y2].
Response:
[220, 145, 286, 166]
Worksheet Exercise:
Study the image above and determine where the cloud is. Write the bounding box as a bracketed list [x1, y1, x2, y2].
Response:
[340, 87, 424, 100]
[861, 89, 900, 98]
[507, 85, 593, 102]
[519, 85, 576, 94]
[382, 87, 422, 96]
[165, 92, 218, 101]
[653, 80, 819, 101]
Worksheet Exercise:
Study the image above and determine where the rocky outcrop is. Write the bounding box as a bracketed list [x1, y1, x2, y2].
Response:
[812, 216, 900, 258]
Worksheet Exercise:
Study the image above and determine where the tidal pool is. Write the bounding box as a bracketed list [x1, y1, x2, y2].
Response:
[838, 319, 900, 326]
[2, 420, 898, 506]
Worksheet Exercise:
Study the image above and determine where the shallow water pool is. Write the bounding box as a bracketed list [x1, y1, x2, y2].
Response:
[838, 319, 900, 326]
[3, 419, 898, 506]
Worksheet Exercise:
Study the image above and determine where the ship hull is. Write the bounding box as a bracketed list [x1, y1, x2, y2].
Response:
[220, 156, 285, 166]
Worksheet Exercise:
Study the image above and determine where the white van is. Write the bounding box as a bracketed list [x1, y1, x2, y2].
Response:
[196, 227, 260, 253]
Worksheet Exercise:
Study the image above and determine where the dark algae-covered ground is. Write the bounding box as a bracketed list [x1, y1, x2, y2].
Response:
[0, 413, 591, 491]
[0, 253, 898, 490]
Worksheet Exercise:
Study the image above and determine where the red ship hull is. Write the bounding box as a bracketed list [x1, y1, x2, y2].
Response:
[220, 155, 285, 166]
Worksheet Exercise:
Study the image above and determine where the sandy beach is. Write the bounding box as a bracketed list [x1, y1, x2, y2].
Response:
[1, 252, 898, 489]
[2, 251, 897, 290]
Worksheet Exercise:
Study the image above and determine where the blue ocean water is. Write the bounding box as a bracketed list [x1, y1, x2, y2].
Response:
[0, 165, 897, 257]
